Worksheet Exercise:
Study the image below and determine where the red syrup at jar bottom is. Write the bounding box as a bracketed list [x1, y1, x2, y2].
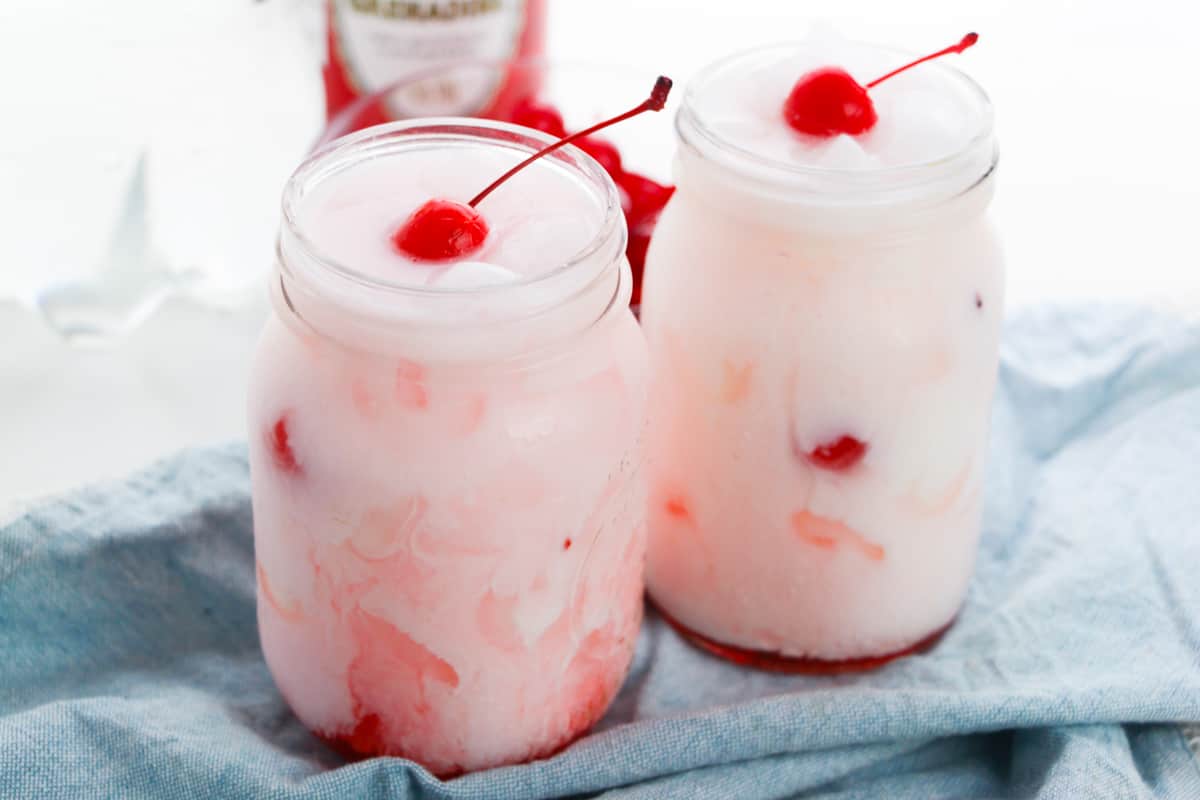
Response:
[316, 717, 585, 776]
[652, 602, 955, 674]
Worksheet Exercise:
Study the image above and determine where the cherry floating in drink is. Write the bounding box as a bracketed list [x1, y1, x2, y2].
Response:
[392, 76, 672, 264]
[783, 33, 978, 137]
[805, 434, 868, 472]
[390, 199, 490, 263]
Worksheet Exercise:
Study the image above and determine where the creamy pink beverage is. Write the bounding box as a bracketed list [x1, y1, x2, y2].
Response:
[642, 38, 1002, 669]
[248, 120, 647, 774]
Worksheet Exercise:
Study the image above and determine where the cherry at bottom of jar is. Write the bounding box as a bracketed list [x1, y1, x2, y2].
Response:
[652, 601, 955, 675]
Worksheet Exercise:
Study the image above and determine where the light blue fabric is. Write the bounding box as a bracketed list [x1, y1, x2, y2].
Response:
[3, 306, 1200, 799]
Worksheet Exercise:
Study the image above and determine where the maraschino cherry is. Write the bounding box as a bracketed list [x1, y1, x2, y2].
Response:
[510, 97, 568, 138]
[783, 33, 978, 137]
[391, 199, 490, 262]
[392, 76, 673, 263]
[806, 434, 867, 471]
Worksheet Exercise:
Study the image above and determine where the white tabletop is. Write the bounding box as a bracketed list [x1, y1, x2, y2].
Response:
[2, 0, 1199, 506]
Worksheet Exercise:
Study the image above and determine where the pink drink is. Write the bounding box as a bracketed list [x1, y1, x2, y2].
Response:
[641, 41, 1002, 668]
[248, 121, 647, 775]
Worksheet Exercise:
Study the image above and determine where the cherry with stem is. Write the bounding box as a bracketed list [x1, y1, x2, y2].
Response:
[783, 33, 979, 138]
[394, 76, 673, 263]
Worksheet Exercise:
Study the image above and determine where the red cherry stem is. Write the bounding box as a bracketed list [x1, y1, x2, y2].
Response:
[468, 76, 673, 208]
[865, 33, 978, 89]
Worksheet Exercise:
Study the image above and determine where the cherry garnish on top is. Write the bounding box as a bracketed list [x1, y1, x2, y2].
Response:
[391, 199, 491, 262]
[783, 33, 978, 138]
[392, 76, 673, 263]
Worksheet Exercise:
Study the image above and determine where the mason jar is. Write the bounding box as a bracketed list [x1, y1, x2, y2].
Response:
[248, 120, 647, 775]
[641, 42, 1002, 671]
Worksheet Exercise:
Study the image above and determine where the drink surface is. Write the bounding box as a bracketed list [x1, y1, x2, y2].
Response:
[641, 39, 1002, 665]
[250, 125, 647, 774]
[297, 143, 604, 287]
[690, 38, 983, 170]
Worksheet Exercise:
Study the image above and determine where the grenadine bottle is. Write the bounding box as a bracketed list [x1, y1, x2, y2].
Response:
[322, 0, 546, 126]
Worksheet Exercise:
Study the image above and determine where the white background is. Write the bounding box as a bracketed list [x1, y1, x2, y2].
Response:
[1, 0, 1199, 505]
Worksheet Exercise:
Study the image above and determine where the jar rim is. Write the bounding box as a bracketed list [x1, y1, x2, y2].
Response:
[280, 117, 625, 299]
[677, 40, 997, 203]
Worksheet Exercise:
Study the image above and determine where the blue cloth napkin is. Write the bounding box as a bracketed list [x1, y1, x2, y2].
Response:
[3, 307, 1200, 799]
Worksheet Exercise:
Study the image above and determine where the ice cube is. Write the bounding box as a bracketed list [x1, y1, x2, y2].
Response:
[706, 116, 777, 153]
[428, 259, 563, 323]
[483, 214, 596, 278]
[797, 135, 884, 171]
[868, 87, 969, 166]
[431, 260, 519, 290]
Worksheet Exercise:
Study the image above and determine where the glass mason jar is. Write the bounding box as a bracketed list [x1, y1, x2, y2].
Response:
[641, 43, 1002, 671]
[248, 121, 648, 776]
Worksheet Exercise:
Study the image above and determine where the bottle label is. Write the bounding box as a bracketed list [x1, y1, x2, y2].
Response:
[329, 0, 528, 117]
